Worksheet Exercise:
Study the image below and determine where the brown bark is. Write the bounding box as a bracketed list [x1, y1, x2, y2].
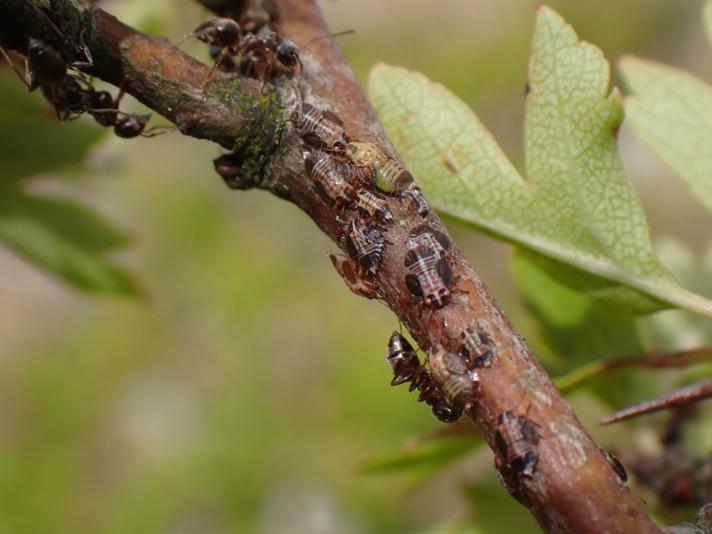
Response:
[0, 0, 664, 532]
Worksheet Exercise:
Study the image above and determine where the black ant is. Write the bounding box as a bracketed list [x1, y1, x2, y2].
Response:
[192, 18, 242, 51]
[0, 37, 93, 121]
[180, 16, 352, 85]
[0, 0, 93, 122]
[386, 332, 463, 423]
[89, 84, 171, 139]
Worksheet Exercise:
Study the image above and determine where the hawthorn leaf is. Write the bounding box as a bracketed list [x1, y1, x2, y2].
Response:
[369, 6, 712, 317]
[620, 57, 712, 214]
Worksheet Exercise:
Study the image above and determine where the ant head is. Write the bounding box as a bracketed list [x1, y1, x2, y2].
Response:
[194, 18, 240, 49]
[276, 40, 299, 66]
[215, 18, 241, 47]
[114, 114, 150, 139]
[92, 90, 115, 110]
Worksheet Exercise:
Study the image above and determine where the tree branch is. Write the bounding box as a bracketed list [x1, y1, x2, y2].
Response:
[0, 0, 663, 532]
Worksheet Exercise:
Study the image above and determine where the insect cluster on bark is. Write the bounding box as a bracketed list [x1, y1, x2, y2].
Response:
[198, 6, 527, 485]
[0, 2, 166, 138]
[183, 14, 302, 84]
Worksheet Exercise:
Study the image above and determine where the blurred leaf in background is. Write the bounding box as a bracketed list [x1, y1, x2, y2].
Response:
[0, 71, 137, 294]
[620, 0, 712, 216]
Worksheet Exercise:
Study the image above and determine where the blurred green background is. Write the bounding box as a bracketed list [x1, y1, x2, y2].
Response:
[2, 1, 712, 532]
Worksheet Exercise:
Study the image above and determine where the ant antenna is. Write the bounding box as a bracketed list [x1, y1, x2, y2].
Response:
[304, 29, 355, 50]
[140, 124, 177, 138]
[0, 45, 29, 88]
[175, 32, 196, 47]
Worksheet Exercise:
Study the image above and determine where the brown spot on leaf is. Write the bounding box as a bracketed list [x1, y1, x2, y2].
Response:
[440, 155, 456, 174]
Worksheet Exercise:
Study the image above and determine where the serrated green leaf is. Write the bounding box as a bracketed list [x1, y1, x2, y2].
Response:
[0, 192, 138, 295]
[369, 6, 712, 318]
[0, 71, 101, 183]
[620, 57, 712, 215]
[360, 435, 481, 477]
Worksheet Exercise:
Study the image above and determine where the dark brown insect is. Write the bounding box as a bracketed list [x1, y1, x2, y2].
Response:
[0, 0, 92, 90]
[87, 88, 118, 126]
[25, 37, 66, 89]
[355, 189, 393, 224]
[408, 224, 450, 256]
[237, 31, 277, 82]
[602, 449, 628, 485]
[304, 152, 355, 206]
[191, 18, 242, 51]
[494, 411, 541, 480]
[41, 73, 94, 121]
[460, 322, 495, 368]
[427, 347, 480, 411]
[404, 236, 452, 308]
[183, 18, 243, 83]
[345, 142, 430, 216]
[401, 185, 430, 217]
[329, 252, 377, 300]
[344, 219, 385, 274]
[23, 0, 94, 71]
[184, 18, 295, 83]
[292, 103, 349, 149]
[15, 39, 91, 121]
[112, 114, 151, 138]
[386, 332, 462, 423]
[213, 152, 253, 190]
[601, 378, 712, 425]
[88, 86, 167, 139]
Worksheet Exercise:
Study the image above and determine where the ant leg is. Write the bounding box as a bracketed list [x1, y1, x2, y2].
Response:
[69, 29, 93, 69]
[141, 125, 177, 137]
[115, 77, 127, 107]
[174, 32, 196, 47]
[202, 62, 219, 90]
[0, 45, 30, 88]
[295, 55, 303, 75]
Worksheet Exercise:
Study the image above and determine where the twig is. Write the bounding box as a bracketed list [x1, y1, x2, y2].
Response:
[602, 379, 712, 425]
[555, 346, 712, 392]
[0, 0, 663, 532]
